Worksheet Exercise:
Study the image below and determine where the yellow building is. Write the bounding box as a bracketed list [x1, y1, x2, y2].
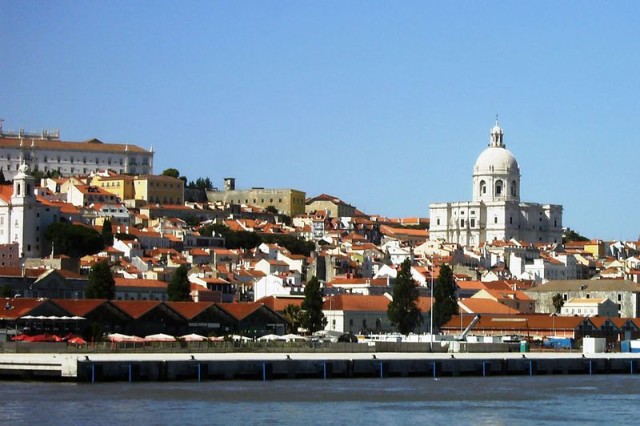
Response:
[305, 193, 356, 218]
[92, 174, 135, 201]
[206, 178, 306, 216]
[134, 175, 184, 205]
[584, 240, 605, 259]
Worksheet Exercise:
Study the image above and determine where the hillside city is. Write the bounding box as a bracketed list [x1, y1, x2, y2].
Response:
[1, 123, 640, 348]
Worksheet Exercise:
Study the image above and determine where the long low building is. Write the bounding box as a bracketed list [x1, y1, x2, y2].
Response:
[524, 279, 640, 317]
[0, 298, 286, 340]
[0, 128, 153, 180]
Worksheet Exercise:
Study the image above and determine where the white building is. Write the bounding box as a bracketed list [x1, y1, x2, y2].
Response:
[0, 164, 60, 258]
[0, 128, 153, 180]
[253, 274, 303, 301]
[429, 121, 563, 247]
[509, 252, 578, 284]
[560, 297, 618, 317]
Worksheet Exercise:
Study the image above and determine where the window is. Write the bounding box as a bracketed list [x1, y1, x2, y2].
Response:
[460, 219, 465, 227]
[494, 217, 497, 224]
[437, 218, 440, 226]
[470, 218, 475, 227]
[495, 180, 503, 196]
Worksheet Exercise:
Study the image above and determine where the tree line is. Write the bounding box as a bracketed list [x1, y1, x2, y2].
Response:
[162, 168, 214, 191]
[199, 223, 315, 257]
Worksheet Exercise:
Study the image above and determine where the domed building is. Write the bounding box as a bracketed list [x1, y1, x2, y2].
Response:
[429, 121, 562, 247]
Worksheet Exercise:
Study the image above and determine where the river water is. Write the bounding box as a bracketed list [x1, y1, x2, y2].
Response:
[2, 375, 639, 425]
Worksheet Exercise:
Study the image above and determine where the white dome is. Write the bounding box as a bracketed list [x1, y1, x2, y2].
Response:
[474, 146, 519, 175]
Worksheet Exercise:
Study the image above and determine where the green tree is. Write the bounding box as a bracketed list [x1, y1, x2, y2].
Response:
[162, 168, 180, 178]
[46, 222, 105, 258]
[168, 265, 191, 301]
[283, 304, 303, 334]
[563, 228, 589, 244]
[86, 261, 115, 299]
[193, 177, 213, 190]
[432, 264, 458, 331]
[0, 284, 13, 297]
[265, 205, 279, 214]
[387, 258, 423, 335]
[301, 276, 326, 333]
[552, 293, 565, 314]
[101, 218, 114, 246]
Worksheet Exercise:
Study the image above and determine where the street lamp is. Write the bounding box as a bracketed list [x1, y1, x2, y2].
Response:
[430, 264, 434, 352]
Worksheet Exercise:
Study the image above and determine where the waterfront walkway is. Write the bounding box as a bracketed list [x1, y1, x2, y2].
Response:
[2, 350, 640, 381]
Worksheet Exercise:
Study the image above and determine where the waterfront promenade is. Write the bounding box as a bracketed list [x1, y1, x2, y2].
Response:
[2, 349, 640, 382]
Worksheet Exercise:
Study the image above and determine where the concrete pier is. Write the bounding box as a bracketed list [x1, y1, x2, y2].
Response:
[2, 352, 640, 382]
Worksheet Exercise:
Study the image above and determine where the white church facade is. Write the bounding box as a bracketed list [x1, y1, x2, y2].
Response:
[429, 121, 563, 247]
[0, 163, 60, 258]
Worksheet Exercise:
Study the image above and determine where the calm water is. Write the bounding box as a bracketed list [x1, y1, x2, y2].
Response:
[1, 375, 639, 425]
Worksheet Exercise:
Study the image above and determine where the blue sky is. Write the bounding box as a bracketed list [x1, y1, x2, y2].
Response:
[2, 1, 639, 240]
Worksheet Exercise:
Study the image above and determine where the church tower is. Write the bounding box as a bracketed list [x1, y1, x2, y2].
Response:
[10, 162, 39, 258]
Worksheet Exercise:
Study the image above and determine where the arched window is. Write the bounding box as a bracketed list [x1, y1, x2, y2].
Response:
[480, 180, 486, 195]
[495, 180, 503, 196]
[16, 184, 21, 196]
[511, 180, 516, 196]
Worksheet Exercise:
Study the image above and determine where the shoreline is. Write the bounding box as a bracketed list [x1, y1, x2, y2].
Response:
[2, 351, 640, 382]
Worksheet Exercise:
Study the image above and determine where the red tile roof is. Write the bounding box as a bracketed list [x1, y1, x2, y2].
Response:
[459, 298, 521, 315]
[0, 298, 46, 320]
[110, 300, 163, 319]
[114, 278, 167, 289]
[217, 302, 263, 320]
[0, 136, 149, 153]
[323, 294, 391, 312]
[51, 299, 109, 317]
[165, 302, 216, 320]
[256, 296, 304, 312]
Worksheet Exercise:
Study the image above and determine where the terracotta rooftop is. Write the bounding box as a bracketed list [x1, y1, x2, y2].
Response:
[0, 137, 150, 154]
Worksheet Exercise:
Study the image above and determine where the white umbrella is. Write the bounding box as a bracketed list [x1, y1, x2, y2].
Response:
[108, 333, 134, 342]
[179, 333, 207, 342]
[258, 334, 285, 341]
[20, 315, 36, 320]
[282, 334, 308, 342]
[144, 333, 176, 342]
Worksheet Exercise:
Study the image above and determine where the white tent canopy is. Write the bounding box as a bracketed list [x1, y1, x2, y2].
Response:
[258, 334, 285, 341]
[144, 333, 176, 342]
[107, 333, 145, 343]
[179, 333, 208, 342]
